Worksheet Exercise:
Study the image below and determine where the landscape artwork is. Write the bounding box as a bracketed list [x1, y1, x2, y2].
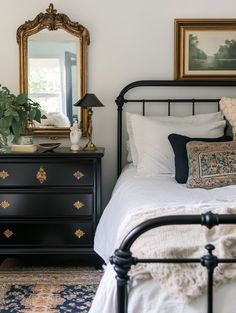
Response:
[185, 30, 236, 75]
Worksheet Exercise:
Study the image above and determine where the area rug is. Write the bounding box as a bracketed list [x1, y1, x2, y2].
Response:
[0, 267, 103, 313]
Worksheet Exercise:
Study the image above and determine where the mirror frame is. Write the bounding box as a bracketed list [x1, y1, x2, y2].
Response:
[17, 3, 90, 137]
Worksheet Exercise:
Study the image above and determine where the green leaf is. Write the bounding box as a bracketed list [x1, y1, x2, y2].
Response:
[0, 116, 12, 129]
[11, 119, 22, 137]
[29, 109, 36, 121]
[15, 93, 28, 105]
[34, 110, 41, 123]
[5, 108, 18, 118]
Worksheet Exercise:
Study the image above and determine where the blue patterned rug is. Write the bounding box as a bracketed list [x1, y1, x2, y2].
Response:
[0, 267, 103, 313]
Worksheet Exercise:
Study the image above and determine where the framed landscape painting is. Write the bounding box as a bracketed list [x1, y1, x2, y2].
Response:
[174, 19, 236, 80]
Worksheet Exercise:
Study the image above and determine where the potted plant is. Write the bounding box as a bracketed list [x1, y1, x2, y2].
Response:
[0, 85, 45, 149]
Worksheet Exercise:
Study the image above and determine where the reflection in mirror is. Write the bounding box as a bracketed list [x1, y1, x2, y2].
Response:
[28, 29, 80, 127]
[17, 3, 90, 137]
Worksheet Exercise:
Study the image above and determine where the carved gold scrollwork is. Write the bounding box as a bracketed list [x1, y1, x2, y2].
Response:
[74, 228, 85, 239]
[73, 170, 84, 181]
[0, 170, 9, 179]
[0, 200, 10, 209]
[73, 201, 85, 210]
[3, 229, 14, 238]
[36, 166, 47, 184]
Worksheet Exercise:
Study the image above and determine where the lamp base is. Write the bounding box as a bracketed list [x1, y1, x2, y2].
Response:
[83, 141, 96, 151]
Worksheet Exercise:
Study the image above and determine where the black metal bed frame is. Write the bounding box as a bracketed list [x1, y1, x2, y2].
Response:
[111, 80, 236, 313]
[110, 212, 236, 313]
[115, 79, 236, 176]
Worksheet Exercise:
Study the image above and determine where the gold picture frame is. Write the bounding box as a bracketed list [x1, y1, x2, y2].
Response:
[174, 19, 236, 80]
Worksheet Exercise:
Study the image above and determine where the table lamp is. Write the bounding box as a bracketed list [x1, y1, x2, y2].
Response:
[74, 93, 104, 151]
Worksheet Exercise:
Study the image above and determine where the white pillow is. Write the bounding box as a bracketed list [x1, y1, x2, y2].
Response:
[130, 114, 226, 176]
[126, 111, 224, 165]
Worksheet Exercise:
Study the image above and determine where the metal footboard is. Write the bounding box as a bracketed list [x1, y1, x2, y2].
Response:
[110, 211, 236, 313]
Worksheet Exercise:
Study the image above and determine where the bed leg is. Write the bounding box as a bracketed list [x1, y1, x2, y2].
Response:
[200, 244, 218, 313]
[110, 249, 135, 313]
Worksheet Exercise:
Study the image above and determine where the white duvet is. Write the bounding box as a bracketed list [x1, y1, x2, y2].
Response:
[90, 165, 236, 313]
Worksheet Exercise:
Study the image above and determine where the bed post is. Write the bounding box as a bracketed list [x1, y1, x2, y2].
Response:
[111, 211, 236, 313]
[115, 95, 125, 177]
[200, 244, 218, 313]
[110, 249, 135, 313]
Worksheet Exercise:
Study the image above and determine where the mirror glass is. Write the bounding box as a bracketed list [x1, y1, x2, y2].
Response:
[28, 29, 80, 128]
[17, 4, 89, 137]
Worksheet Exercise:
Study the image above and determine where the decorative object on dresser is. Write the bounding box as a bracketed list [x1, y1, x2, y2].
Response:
[0, 85, 45, 151]
[11, 144, 38, 153]
[39, 142, 61, 151]
[11, 135, 37, 153]
[74, 94, 104, 151]
[70, 121, 82, 151]
[0, 148, 104, 266]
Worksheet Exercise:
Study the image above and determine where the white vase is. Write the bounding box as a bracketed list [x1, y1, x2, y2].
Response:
[70, 122, 82, 151]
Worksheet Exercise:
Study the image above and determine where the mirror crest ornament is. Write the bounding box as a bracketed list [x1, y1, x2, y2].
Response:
[17, 3, 90, 137]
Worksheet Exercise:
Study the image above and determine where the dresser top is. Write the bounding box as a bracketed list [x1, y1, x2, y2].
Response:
[0, 147, 104, 159]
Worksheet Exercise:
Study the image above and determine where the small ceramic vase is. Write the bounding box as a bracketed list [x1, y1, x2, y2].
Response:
[70, 121, 82, 151]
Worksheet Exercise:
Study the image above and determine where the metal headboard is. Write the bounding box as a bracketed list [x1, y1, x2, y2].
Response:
[115, 80, 236, 176]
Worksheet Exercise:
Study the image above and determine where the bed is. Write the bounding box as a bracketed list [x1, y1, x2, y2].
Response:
[89, 80, 236, 313]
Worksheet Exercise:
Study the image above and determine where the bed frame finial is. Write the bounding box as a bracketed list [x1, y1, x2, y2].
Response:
[201, 211, 219, 229]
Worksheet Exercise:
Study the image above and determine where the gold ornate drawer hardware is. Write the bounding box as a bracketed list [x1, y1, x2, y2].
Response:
[0, 200, 10, 209]
[0, 170, 9, 179]
[3, 229, 14, 238]
[73, 170, 84, 181]
[74, 228, 85, 239]
[73, 201, 85, 210]
[36, 166, 47, 184]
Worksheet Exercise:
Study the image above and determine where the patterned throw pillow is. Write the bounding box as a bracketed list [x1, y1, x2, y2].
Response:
[168, 134, 232, 184]
[186, 141, 236, 189]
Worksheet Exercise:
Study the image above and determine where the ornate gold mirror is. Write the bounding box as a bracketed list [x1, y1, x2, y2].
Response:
[17, 3, 89, 137]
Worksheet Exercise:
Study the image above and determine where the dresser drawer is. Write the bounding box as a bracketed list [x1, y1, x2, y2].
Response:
[0, 161, 94, 186]
[0, 222, 93, 246]
[0, 191, 93, 217]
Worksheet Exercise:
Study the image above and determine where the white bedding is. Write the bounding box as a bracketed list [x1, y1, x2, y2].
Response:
[90, 165, 236, 313]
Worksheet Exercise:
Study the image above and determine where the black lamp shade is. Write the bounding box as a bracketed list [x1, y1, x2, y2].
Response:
[74, 93, 104, 107]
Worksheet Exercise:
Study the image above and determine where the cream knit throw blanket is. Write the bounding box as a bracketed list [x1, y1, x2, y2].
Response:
[116, 201, 236, 302]
[220, 97, 236, 140]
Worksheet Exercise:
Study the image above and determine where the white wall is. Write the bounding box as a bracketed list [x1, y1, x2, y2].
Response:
[1, 0, 236, 207]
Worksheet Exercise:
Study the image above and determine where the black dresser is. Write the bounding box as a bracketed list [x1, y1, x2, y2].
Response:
[0, 147, 104, 265]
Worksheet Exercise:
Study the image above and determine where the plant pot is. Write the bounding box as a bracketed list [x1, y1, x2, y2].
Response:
[16, 136, 34, 145]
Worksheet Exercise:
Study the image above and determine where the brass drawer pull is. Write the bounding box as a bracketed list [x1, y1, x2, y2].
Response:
[36, 166, 47, 184]
[0, 170, 9, 179]
[3, 229, 14, 238]
[74, 228, 85, 239]
[73, 170, 84, 181]
[0, 200, 10, 209]
[73, 201, 85, 210]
